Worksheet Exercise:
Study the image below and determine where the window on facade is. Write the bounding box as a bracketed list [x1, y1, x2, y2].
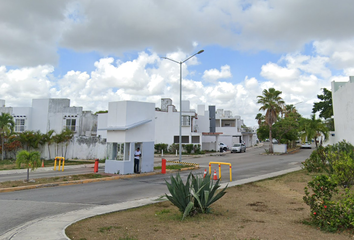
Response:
[15, 119, 25, 132]
[192, 136, 200, 143]
[174, 136, 189, 143]
[181, 115, 190, 126]
[66, 119, 76, 131]
[107, 142, 129, 161]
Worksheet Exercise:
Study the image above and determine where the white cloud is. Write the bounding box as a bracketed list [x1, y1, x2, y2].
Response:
[202, 65, 232, 82]
[2, 0, 354, 66]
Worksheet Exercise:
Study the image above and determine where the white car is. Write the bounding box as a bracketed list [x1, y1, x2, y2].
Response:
[231, 143, 246, 153]
[219, 143, 228, 151]
[301, 142, 312, 149]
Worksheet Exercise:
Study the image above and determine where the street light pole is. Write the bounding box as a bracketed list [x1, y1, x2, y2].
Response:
[161, 50, 204, 162]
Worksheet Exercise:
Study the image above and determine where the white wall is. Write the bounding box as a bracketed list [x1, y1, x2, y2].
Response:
[332, 77, 354, 144]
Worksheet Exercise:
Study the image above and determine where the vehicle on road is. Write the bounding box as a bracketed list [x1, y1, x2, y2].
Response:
[301, 142, 312, 149]
[231, 143, 246, 153]
[219, 142, 228, 151]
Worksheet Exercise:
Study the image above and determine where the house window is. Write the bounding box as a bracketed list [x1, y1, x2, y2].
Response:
[15, 119, 25, 132]
[181, 115, 190, 126]
[174, 136, 189, 143]
[192, 136, 200, 143]
[107, 142, 130, 161]
[66, 119, 76, 131]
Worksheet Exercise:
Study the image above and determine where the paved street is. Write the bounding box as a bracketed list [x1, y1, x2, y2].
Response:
[0, 143, 313, 237]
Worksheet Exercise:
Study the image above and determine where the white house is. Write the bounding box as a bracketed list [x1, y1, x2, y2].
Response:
[0, 98, 106, 159]
[331, 76, 354, 144]
[154, 99, 202, 148]
[154, 98, 257, 151]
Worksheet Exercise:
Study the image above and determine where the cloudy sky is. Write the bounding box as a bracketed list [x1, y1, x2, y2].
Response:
[1, 0, 353, 126]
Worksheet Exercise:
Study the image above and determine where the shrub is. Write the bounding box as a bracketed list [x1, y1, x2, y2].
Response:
[183, 144, 194, 154]
[154, 143, 168, 154]
[193, 144, 201, 154]
[303, 140, 354, 232]
[303, 175, 354, 232]
[165, 172, 227, 220]
[168, 143, 179, 154]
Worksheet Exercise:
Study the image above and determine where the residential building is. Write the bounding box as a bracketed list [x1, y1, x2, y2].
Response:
[331, 76, 354, 144]
[0, 98, 105, 159]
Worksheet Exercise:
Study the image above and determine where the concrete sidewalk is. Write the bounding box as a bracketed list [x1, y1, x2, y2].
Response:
[0, 166, 301, 240]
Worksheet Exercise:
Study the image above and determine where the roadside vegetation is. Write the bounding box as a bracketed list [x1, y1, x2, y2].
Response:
[0, 173, 106, 188]
[0, 158, 104, 171]
[256, 87, 332, 153]
[302, 140, 354, 232]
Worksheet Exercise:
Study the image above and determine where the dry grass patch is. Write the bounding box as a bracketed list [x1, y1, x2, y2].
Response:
[66, 170, 353, 240]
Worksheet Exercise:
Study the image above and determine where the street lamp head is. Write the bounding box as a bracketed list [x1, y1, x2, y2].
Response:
[197, 50, 204, 54]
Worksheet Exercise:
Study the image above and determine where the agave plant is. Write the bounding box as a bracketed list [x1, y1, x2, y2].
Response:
[165, 172, 227, 220]
[190, 173, 227, 214]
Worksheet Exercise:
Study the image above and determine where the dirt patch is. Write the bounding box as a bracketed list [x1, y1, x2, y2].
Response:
[66, 170, 353, 240]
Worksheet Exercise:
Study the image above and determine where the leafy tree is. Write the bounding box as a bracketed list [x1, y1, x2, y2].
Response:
[273, 113, 299, 145]
[16, 150, 41, 182]
[312, 88, 334, 130]
[256, 124, 269, 141]
[0, 113, 15, 160]
[299, 115, 329, 148]
[312, 88, 333, 119]
[257, 88, 285, 153]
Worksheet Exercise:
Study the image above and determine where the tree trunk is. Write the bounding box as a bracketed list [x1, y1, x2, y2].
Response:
[269, 127, 274, 153]
[1, 136, 4, 161]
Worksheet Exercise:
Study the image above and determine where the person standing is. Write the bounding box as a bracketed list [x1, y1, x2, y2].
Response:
[134, 147, 141, 173]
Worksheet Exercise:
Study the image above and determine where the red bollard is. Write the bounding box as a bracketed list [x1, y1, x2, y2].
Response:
[94, 159, 99, 173]
[162, 158, 166, 174]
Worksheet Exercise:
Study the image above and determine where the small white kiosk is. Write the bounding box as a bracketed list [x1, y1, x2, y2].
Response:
[101, 101, 155, 174]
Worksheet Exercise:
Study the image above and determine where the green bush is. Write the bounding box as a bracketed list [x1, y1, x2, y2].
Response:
[302, 140, 354, 232]
[303, 175, 354, 232]
[154, 143, 168, 154]
[165, 172, 227, 220]
[168, 143, 179, 154]
[193, 144, 201, 154]
[183, 144, 194, 154]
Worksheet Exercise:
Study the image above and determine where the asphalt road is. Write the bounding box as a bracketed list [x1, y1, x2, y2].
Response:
[0, 144, 313, 235]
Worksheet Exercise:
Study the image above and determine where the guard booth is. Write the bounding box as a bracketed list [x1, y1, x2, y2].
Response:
[101, 101, 155, 174]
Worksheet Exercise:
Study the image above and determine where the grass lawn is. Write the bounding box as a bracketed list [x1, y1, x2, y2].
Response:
[0, 159, 104, 171]
[66, 170, 353, 240]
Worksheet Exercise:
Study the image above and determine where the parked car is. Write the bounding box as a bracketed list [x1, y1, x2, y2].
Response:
[219, 142, 228, 152]
[231, 143, 246, 153]
[301, 142, 312, 149]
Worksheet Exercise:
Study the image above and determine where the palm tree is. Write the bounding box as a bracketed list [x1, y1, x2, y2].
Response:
[300, 115, 329, 148]
[257, 88, 285, 153]
[0, 113, 15, 160]
[255, 113, 265, 127]
[43, 130, 55, 160]
[62, 128, 74, 159]
[16, 150, 41, 182]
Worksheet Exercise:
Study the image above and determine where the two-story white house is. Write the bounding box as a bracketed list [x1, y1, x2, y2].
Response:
[0, 98, 105, 159]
